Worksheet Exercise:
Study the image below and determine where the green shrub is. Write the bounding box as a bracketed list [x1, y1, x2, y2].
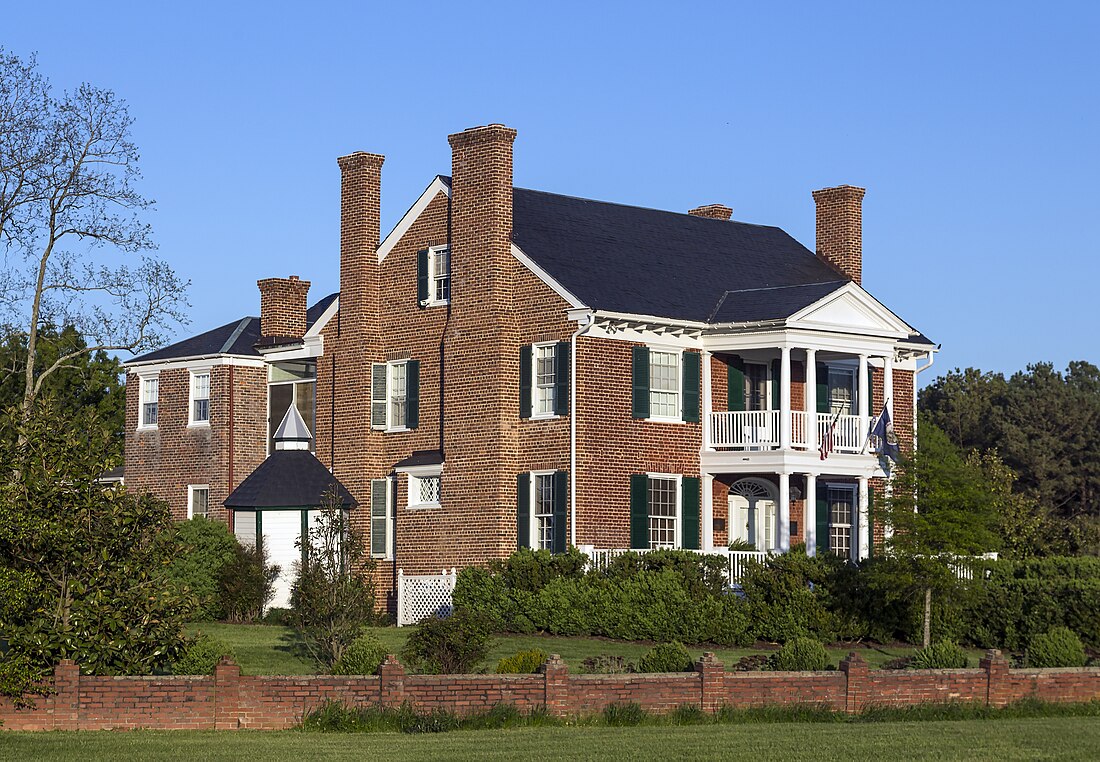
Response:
[1027, 627, 1087, 668]
[910, 641, 969, 669]
[739, 552, 839, 643]
[602, 702, 646, 726]
[219, 541, 279, 624]
[638, 641, 693, 673]
[331, 633, 388, 675]
[581, 654, 635, 674]
[669, 703, 709, 725]
[170, 632, 235, 675]
[163, 517, 238, 620]
[768, 637, 829, 671]
[401, 610, 494, 674]
[495, 649, 547, 674]
[728, 538, 757, 552]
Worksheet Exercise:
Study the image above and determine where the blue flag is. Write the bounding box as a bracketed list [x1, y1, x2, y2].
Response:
[870, 404, 900, 463]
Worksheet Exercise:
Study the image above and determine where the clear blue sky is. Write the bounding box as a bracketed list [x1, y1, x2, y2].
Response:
[6, 1, 1098, 383]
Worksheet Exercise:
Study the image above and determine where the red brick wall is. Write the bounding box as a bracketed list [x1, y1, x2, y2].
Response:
[812, 185, 865, 285]
[6, 652, 1099, 731]
[257, 276, 310, 339]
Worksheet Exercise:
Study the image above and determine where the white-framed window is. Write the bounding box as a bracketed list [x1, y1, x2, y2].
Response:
[408, 472, 442, 509]
[744, 362, 769, 411]
[827, 484, 855, 559]
[370, 478, 395, 559]
[188, 484, 210, 519]
[648, 349, 681, 421]
[268, 360, 317, 454]
[827, 366, 856, 416]
[389, 362, 408, 429]
[530, 471, 556, 550]
[189, 371, 210, 425]
[534, 343, 557, 418]
[428, 245, 450, 305]
[372, 359, 418, 432]
[139, 375, 159, 429]
[647, 473, 681, 549]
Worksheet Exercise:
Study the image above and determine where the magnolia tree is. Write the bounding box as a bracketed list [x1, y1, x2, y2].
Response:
[0, 48, 187, 417]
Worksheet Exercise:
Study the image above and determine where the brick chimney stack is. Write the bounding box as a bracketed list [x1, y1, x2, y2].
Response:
[812, 185, 866, 285]
[336, 151, 385, 344]
[688, 204, 733, 221]
[257, 275, 311, 340]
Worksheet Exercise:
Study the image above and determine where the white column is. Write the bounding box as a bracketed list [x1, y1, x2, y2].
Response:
[857, 476, 869, 560]
[778, 471, 791, 552]
[858, 353, 869, 452]
[702, 473, 715, 551]
[702, 350, 713, 450]
[805, 349, 817, 451]
[804, 474, 817, 555]
[779, 346, 791, 449]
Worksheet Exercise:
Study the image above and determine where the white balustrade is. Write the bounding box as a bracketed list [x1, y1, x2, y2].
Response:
[710, 410, 868, 453]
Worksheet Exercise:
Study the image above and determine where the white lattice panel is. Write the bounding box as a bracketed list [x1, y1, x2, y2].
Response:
[397, 568, 457, 626]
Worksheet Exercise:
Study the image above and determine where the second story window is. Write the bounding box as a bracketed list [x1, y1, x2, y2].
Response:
[190, 371, 210, 425]
[371, 359, 420, 431]
[417, 246, 450, 307]
[828, 367, 855, 416]
[389, 362, 407, 428]
[520, 342, 569, 419]
[535, 344, 556, 416]
[140, 376, 159, 428]
[268, 361, 316, 454]
[630, 347, 700, 423]
[649, 350, 680, 419]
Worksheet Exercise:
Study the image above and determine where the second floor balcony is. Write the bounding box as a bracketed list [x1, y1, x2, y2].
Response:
[710, 409, 867, 453]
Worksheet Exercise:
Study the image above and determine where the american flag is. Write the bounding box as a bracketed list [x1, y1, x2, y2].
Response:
[819, 409, 842, 460]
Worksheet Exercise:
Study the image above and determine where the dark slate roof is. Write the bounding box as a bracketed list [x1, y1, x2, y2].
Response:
[393, 450, 444, 470]
[128, 294, 337, 364]
[707, 282, 848, 324]
[224, 450, 356, 508]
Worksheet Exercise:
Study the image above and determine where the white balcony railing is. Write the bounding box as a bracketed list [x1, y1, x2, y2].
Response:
[710, 411, 867, 453]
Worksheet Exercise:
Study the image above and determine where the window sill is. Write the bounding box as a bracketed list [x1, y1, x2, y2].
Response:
[136, 425, 158, 432]
[385, 426, 410, 434]
[187, 421, 211, 429]
[645, 416, 686, 424]
[407, 502, 441, 510]
[422, 299, 449, 308]
[529, 413, 561, 421]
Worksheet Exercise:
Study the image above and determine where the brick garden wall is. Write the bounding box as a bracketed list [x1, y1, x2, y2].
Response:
[5, 651, 1098, 732]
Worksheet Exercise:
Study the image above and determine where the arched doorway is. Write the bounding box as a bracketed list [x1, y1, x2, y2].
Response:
[728, 478, 778, 552]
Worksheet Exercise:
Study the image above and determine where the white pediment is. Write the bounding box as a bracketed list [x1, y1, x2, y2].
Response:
[787, 283, 912, 339]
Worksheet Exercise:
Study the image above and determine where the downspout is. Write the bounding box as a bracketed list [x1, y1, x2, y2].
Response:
[227, 365, 235, 533]
[569, 311, 595, 547]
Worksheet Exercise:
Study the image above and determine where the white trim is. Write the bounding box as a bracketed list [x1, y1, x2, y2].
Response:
[784, 282, 913, 339]
[125, 355, 266, 372]
[407, 472, 442, 510]
[396, 463, 444, 477]
[511, 243, 586, 309]
[647, 346, 685, 423]
[645, 472, 683, 549]
[530, 341, 560, 420]
[188, 369, 211, 428]
[258, 334, 325, 362]
[303, 296, 339, 339]
[823, 481, 858, 561]
[528, 469, 557, 550]
[137, 373, 160, 431]
[187, 484, 210, 519]
[377, 177, 452, 263]
[386, 360, 410, 433]
[423, 245, 451, 307]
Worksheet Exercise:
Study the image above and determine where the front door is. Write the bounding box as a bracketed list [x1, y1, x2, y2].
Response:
[728, 493, 777, 552]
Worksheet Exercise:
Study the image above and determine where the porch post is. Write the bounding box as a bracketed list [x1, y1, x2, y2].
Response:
[779, 346, 792, 449]
[805, 473, 817, 555]
[702, 350, 713, 450]
[857, 476, 870, 560]
[858, 354, 869, 452]
[778, 471, 791, 552]
[702, 473, 715, 551]
[805, 348, 817, 451]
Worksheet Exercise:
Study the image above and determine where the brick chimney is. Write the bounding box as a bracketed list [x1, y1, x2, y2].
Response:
[257, 275, 310, 340]
[336, 151, 385, 344]
[812, 185, 866, 285]
[688, 204, 733, 221]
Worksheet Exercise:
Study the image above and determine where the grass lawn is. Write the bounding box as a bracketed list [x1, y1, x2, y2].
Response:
[6, 717, 1100, 760]
[188, 622, 974, 675]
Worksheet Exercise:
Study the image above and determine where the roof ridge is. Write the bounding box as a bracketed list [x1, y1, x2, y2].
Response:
[219, 317, 255, 354]
[719, 280, 848, 296]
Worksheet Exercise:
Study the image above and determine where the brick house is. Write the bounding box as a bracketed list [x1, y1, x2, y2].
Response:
[123, 123, 935, 609]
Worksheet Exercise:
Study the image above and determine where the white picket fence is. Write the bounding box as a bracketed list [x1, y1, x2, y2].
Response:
[581, 546, 768, 583]
[396, 568, 457, 627]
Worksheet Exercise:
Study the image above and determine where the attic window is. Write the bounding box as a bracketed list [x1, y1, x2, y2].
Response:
[417, 246, 450, 307]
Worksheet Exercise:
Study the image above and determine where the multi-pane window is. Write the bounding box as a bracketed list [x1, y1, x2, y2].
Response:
[191, 372, 210, 424]
[828, 368, 855, 416]
[745, 363, 768, 411]
[533, 473, 555, 550]
[535, 344, 557, 416]
[389, 362, 408, 428]
[268, 361, 316, 453]
[141, 376, 159, 427]
[649, 351, 680, 419]
[431, 247, 450, 304]
[189, 485, 209, 519]
[410, 474, 441, 507]
[828, 486, 854, 558]
[647, 476, 678, 549]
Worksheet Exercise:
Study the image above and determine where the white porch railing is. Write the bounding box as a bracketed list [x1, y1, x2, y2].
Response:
[710, 411, 867, 453]
[584, 547, 768, 583]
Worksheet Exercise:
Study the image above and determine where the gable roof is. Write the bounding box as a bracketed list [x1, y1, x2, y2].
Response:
[127, 294, 337, 365]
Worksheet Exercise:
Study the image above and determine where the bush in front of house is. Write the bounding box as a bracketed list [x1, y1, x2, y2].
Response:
[331, 633, 389, 676]
[581, 654, 635, 674]
[495, 649, 548, 674]
[638, 641, 693, 673]
[767, 637, 829, 671]
[910, 641, 969, 670]
[170, 631, 236, 675]
[1027, 627, 1087, 668]
[163, 517, 239, 620]
[738, 550, 842, 643]
[219, 540, 280, 624]
[962, 574, 1100, 650]
[401, 609, 494, 674]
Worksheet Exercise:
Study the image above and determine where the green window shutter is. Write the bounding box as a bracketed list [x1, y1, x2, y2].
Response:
[681, 352, 700, 423]
[371, 479, 389, 557]
[770, 359, 781, 410]
[371, 363, 387, 429]
[552, 470, 568, 553]
[630, 474, 649, 549]
[816, 363, 830, 414]
[727, 355, 745, 411]
[519, 345, 532, 418]
[405, 360, 420, 429]
[681, 476, 700, 550]
[815, 484, 830, 556]
[632, 346, 650, 419]
[416, 249, 429, 307]
[517, 473, 531, 549]
[554, 341, 570, 416]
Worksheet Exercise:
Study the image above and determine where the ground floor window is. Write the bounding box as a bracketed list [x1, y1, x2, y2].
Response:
[188, 485, 209, 519]
[648, 475, 679, 549]
[827, 485, 855, 558]
[533, 473, 555, 550]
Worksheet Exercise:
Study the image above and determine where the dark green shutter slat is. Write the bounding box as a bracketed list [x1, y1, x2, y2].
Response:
[815, 484, 829, 556]
[517, 473, 531, 549]
[770, 359, 781, 410]
[519, 345, 532, 418]
[372, 363, 387, 428]
[630, 474, 649, 549]
[816, 363, 830, 414]
[727, 355, 745, 412]
[406, 360, 420, 429]
[682, 352, 700, 423]
[554, 341, 570, 416]
[416, 249, 429, 306]
[681, 476, 700, 550]
[631, 346, 650, 419]
[552, 470, 568, 553]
